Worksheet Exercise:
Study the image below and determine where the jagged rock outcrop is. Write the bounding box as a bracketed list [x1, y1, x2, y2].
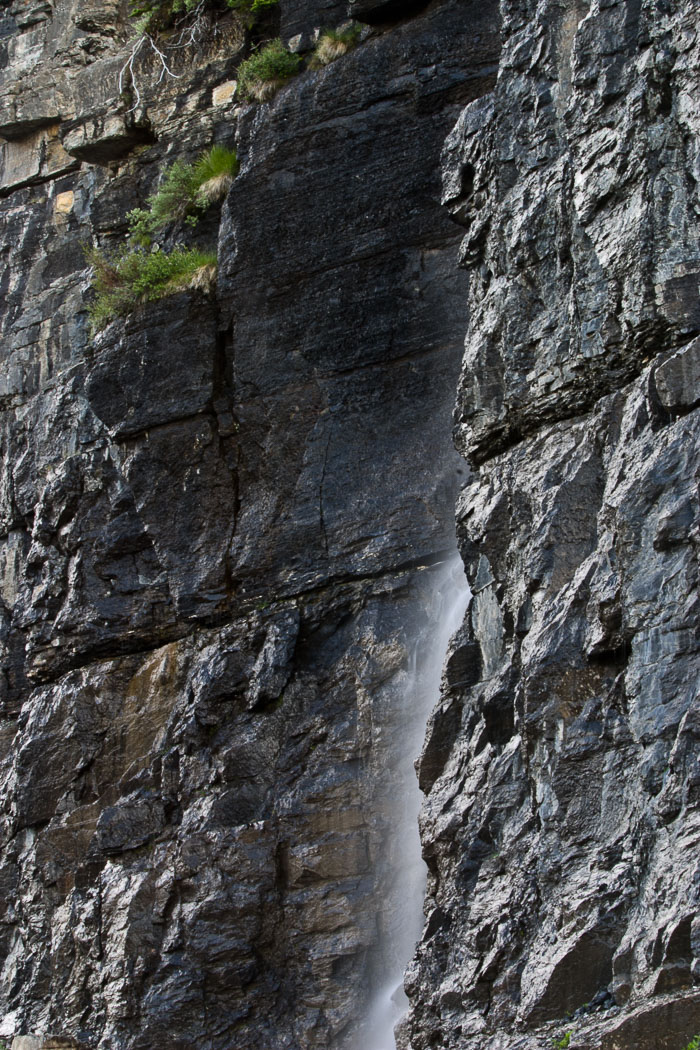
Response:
[409, 2, 700, 1048]
[0, 1, 500, 1047]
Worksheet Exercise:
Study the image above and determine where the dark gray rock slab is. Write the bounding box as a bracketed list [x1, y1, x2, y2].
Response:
[220, 0, 499, 596]
[443, 0, 700, 465]
[86, 294, 219, 439]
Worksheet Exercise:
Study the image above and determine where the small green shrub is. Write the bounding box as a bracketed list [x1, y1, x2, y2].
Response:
[227, 0, 278, 12]
[127, 145, 238, 246]
[129, 0, 277, 34]
[310, 23, 363, 68]
[86, 245, 217, 331]
[127, 159, 198, 245]
[552, 1032, 572, 1050]
[127, 247, 215, 298]
[237, 38, 301, 101]
[683, 1037, 700, 1050]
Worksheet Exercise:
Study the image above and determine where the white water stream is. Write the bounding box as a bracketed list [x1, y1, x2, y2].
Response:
[360, 552, 471, 1050]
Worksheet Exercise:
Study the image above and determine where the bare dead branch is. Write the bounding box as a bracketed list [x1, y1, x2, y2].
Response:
[118, 31, 184, 114]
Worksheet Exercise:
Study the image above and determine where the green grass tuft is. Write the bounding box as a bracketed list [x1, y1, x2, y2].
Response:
[192, 143, 239, 185]
[237, 38, 301, 101]
[310, 23, 363, 68]
[192, 144, 240, 204]
[127, 145, 238, 246]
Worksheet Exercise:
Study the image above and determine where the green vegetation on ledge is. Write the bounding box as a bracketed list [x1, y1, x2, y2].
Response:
[191, 143, 240, 202]
[86, 246, 217, 331]
[86, 143, 234, 330]
[127, 145, 238, 247]
[236, 24, 366, 103]
[237, 38, 302, 101]
[129, 0, 278, 35]
[310, 24, 363, 68]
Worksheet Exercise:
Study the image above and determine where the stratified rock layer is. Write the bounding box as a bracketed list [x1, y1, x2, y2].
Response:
[410, 2, 700, 1048]
[0, 1, 499, 1048]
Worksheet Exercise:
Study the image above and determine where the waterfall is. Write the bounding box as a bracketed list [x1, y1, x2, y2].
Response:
[359, 552, 471, 1050]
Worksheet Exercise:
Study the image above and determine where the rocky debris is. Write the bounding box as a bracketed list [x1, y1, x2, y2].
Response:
[407, 1, 700, 1048]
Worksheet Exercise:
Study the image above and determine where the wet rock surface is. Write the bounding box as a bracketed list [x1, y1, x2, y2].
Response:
[0, 0, 500, 1047]
[409, 1, 700, 1048]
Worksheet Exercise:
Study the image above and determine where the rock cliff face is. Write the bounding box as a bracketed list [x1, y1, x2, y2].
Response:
[0, 0, 501, 1047]
[409, 1, 700, 1049]
[1, 0, 699, 1048]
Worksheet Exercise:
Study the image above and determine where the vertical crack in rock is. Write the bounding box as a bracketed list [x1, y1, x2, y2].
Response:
[318, 425, 332, 560]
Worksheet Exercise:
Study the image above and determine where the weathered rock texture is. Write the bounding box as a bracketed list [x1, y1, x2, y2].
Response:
[409, 2, 700, 1049]
[0, 0, 500, 1047]
[3, 0, 700, 1047]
